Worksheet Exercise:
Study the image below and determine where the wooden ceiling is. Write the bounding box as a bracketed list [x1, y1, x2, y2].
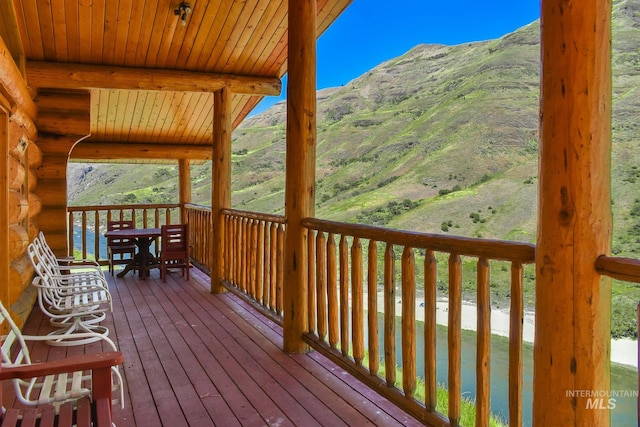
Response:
[0, 0, 352, 159]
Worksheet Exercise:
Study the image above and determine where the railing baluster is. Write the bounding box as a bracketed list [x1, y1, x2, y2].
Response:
[448, 253, 462, 425]
[238, 217, 245, 291]
[307, 228, 316, 335]
[401, 247, 416, 400]
[327, 233, 338, 349]
[240, 217, 246, 290]
[68, 211, 74, 256]
[249, 219, 257, 298]
[221, 214, 228, 279]
[339, 235, 349, 356]
[510, 261, 524, 427]
[94, 210, 100, 259]
[367, 240, 379, 376]
[424, 250, 437, 411]
[316, 232, 327, 342]
[276, 223, 284, 315]
[270, 223, 277, 311]
[81, 210, 87, 259]
[256, 220, 265, 303]
[477, 257, 491, 427]
[351, 237, 363, 366]
[384, 243, 396, 387]
[224, 214, 229, 282]
[233, 215, 238, 285]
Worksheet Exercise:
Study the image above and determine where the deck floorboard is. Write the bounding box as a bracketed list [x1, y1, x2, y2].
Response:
[7, 267, 423, 427]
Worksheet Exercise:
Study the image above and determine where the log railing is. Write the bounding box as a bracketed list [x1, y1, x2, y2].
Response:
[184, 204, 213, 273]
[595, 254, 640, 423]
[66, 203, 640, 424]
[302, 217, 536, 427]
[221, 208, 286, 320]
[67, 204, 180, 262]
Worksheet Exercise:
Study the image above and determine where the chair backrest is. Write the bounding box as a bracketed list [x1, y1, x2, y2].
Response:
[107, 220, 135, 246]
[0, 299, 32, 367]
[28, 240, 58, 282]
[37, 232, 64, 269]
[161, 224, 189, 257]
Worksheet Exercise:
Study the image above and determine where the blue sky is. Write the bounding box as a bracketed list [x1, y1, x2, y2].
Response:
[251, 0, 540, 115]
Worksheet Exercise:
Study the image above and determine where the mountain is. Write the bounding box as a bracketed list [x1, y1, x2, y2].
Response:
[69, 1, 640, 252]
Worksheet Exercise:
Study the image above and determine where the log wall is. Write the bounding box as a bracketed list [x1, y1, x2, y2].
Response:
[33, 91, 90, 257]
[7, 98, 37, 326]
[0, 34, 39, 327]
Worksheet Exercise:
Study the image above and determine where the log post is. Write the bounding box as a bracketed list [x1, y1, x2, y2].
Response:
[211, 87, 231, 294]
[535, 1, 612, 426]
[0, 106, 9, 330]
[178, 159, 191, 223]
[283, 0, 316, 353]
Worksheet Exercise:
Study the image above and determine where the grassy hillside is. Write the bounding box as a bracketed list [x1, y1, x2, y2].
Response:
[68, 0, 640, 338]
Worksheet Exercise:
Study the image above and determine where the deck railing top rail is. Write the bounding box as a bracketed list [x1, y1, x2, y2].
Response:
[68, 203, 179, 212]
[222, 208, 286, 225]
[303, 217, 536, 263]
[596, 255, 640, 283]
[184, 203, 212, 213]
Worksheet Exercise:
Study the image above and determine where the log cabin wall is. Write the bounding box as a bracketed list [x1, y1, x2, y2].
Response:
[0, 35, 39, 327]
[8, 115, 38, 327]
[33, 91, 91, 257]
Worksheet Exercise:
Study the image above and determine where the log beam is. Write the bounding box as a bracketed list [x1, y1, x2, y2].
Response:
[71, 142, 213, 161]
[35, 90, 91, 137]
[26, 61, 282, 96]
[534, 1, 612, 425]
[283, 0, 316, 353]
[211, 87, 232, 294]
[0, 37, 36, 120]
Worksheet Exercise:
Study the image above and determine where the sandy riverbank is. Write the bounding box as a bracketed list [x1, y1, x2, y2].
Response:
[370, 297, 637, 368]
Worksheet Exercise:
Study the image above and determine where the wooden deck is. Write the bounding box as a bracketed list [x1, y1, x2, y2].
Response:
[9, 267, 423, 427]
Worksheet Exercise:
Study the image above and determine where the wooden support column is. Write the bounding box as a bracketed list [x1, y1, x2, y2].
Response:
[283, 0, 316, 353]
[0, 105, 10, 327]
[178, 159, 192, 223]
[535, 1, 612, 426]
[34, 91, 90, 256]
[211, 87, 231, 294]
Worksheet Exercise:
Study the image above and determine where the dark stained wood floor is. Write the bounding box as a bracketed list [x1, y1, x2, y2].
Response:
[11, 267, 424, 427]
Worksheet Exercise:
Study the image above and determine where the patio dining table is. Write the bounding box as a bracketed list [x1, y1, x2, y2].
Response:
[104, 227, 161, 278]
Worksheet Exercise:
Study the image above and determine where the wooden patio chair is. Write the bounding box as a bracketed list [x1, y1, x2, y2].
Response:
[0, 299, 124, 417]
[106, 220, 137, 276]
[159, 224, 190, 282]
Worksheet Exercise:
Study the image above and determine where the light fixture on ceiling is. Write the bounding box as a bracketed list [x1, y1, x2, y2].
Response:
[174, 2, 192, 27]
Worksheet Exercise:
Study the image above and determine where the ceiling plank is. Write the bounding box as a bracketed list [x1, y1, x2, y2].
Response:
[26, 61, 282, 96]
[0, 1, 24, 61]
[90, 0, 106, 63]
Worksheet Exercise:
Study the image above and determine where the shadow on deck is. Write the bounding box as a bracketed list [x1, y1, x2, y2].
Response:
[11, 267, 423, 427]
